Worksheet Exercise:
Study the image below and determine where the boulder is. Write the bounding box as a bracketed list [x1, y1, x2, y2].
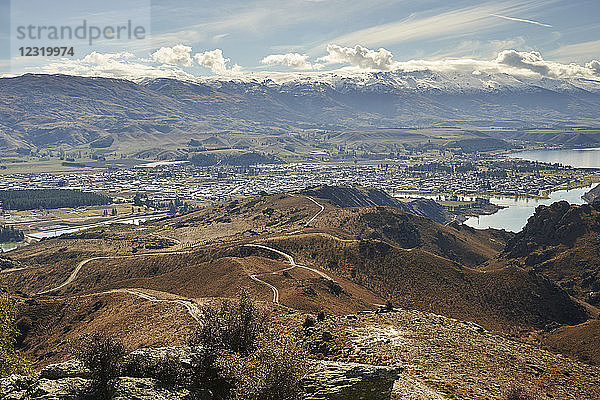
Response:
[111, 377, 193, 400]
[302, 361, 402, 400]
[39, 360, 90, 380]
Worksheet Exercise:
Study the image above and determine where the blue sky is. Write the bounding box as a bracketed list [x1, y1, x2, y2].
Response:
[1, 0, 599, 78]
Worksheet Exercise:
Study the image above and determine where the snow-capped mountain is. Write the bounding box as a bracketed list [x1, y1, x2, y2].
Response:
[1, 71, 599, 151]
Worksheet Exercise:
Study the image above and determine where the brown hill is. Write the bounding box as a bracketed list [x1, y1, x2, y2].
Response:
[307, 204, 512, 268]
[541, 320, 600, 365]
[499, 201, 600, 305]
[261, 233, 587, 331]
[0, 188, 594, 367]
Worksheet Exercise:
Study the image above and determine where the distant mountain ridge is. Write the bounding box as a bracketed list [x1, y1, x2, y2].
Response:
[1, 72, 600, 151]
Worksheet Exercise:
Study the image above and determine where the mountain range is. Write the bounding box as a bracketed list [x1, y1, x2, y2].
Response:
[1, 72, 600, 152]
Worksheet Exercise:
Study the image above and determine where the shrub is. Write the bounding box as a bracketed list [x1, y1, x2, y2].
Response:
[189, 291, 268, 355]
[326, 280, 343, 296]
[506, 386, 538, 400]
[316, 311, 326, 322]
[188, 291, 268, 397]
[122, 352, 189, 387]
[385, 300, 394, 312]
[0, 290, 30, 377]
[302, 316, 315, 329]
[219, 329, 309, 400]
[76, 331, 126, 398]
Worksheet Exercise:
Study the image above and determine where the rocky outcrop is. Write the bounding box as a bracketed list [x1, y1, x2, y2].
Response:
[302, 361, 402, 400]
[1, 347, 402, 400]
[583, 183, 600, 203]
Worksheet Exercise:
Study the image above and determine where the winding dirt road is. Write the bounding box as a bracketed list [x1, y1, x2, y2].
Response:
[18, 194, 328, 316]
[242, 195, 331, 304]
[36, 250, 192, 296]
[244, 243, 333, 304]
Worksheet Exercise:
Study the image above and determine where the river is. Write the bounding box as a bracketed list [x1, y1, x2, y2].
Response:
[464, 147, 600, 232]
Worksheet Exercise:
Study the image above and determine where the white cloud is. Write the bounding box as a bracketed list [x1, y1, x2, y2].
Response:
[586, 60, 600, 75]
[496, 50, 550, 76]
[490, 14, 552, 28]
[38, 51, 195, 81]
[548, 40, 600, 62]
[318, 44, 395, 70]
[194, 49, 242, 75]
[314, 1, 555, 50]
[151, 44, 193, 66]
[83, 52, 135, 64]
[213, 33, 229, 41]
[491, 50, 595, 78]
[261, 53, 317, 70]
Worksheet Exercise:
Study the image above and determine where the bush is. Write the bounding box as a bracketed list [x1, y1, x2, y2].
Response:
[189, 291, 268, 355]
[122, 352, 189, 387]
[0, 290, 30, 377]
[188, 291, 268, 397]
[326, 280, 344, 296]
[302, 316, 315, 329]
[219, 329, 309, 400]
[316, 311, 326, 322]
[76, 332, 126, 398]
[385, 300, 394, 312]
[506, 386, 538, 400]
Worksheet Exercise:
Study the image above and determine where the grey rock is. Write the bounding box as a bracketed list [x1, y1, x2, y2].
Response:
[1, 375, 35, 400]
[302, 361, 403, 400]
[39, 360, 90, 380]
[2, 347, 401, 400]
[111, 377, 192, 400]
[31, 377, 89, 399]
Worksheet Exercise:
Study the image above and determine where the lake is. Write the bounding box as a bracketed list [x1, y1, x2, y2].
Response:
[463, 184, 596, 232]
[508, 147, 600, 169]
[464, 147, 600, 232]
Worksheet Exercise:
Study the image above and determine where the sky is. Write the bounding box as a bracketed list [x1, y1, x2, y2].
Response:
[1, 0, 599, 80]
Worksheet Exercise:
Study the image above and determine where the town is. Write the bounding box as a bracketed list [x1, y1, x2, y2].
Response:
[0, 152, 596, 206]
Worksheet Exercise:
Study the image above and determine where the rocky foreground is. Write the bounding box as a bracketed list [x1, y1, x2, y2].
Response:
[1, 347, 400, 400]
[276, 308, 600, 400]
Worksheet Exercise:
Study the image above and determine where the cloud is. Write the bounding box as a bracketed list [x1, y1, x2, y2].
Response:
[496, 50, 550, 75]
[313, 1, 555, 50]
[151, 44, 193, 66]
[586, 60, 600, 75]
[213, 33, 229, 41]
[431, 37, 527, 59]
[194, 49, 242, 75]
[548, 40, 600, 62]
[318, 44, 395, 70]
[490, 14, 552, 27]
[261, 53, 316, 70]
[491, 50, 596, 78]
[83, 52, 135, 64]
[38, 51, 195, 81]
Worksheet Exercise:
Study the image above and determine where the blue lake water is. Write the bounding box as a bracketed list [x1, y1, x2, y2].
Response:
[507, 147, 600, 169]
[464, 147, 600, 232]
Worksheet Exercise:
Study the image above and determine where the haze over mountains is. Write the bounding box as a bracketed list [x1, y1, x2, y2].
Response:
[2, 71, 600, 151]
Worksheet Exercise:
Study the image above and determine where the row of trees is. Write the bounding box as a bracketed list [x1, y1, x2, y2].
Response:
[0, 189, 111, 211]
[133, 193, 195, 215]
[0, 226, 24, 242]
